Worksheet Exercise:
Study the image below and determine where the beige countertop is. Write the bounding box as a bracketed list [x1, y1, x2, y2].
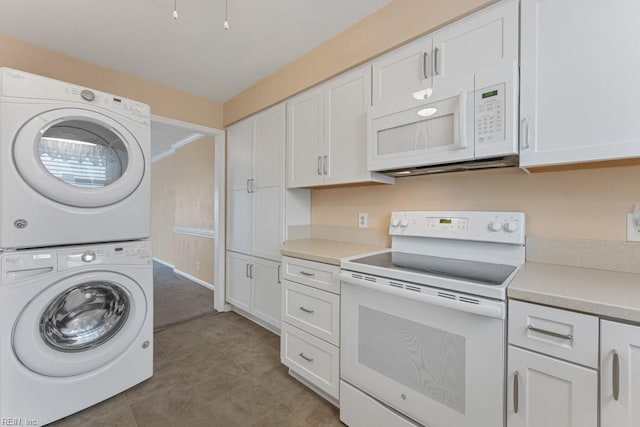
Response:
[509, 262, 640, 323]
[281, 238, 387, 266]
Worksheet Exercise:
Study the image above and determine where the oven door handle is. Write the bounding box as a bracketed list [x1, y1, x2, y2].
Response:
[340, 273, 505, 319]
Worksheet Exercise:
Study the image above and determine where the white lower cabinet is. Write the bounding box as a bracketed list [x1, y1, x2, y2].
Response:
[600, 320, 640, 427]
[507, 300, 598, 427]
[280, 256, 340, 402]
[226, 250, 281, 330]
[507, 346, 597, 427]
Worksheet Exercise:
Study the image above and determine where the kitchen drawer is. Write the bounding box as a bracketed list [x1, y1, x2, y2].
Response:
[283, 280, 340, 346]
[508, 300, 599, 368]
[282, 256, 340, 294]
[280, 322, 340, 399]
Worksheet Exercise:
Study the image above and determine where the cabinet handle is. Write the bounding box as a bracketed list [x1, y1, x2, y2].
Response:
[246, 178, 251, 193]
[249, 178, 255, 193]
[521, 118, 530, 149]
[299, 271, 315, 277]
[299, 306, 315, 314]
[434, 47, 440, 75]
[422, 52, 429, 79]
[613, 350, 620, 401]
[277, 264, 282, 284]
[513, 371, 519, 414]
[299, 352, 314, 362]
[323, 155, 328, 175]
[245, 263, 250, 278]
[527, 325, 573, 341]
[249, 264, 254, 279]
[317, 156, 322, 175]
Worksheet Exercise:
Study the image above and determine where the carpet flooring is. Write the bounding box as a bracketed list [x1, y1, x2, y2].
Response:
[51, 312, 342, 427]
[153, 261, 216, 331]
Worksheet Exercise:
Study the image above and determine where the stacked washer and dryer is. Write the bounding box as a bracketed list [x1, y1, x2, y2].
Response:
[0, 68, 154, 425]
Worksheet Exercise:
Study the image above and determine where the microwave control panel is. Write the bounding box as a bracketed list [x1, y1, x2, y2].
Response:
[475, 83, 505, 144]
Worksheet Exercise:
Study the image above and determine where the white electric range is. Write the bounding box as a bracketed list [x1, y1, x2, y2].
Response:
[339, 211, 525, 427]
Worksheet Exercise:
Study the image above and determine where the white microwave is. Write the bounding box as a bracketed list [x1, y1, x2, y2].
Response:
[367, 67, 519, 174]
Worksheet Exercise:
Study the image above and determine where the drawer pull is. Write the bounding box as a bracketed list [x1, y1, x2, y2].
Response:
[613, 350, 620, 401]
[299, 352, 314, 362]
[299, 306, 315, 314]
[527, 325, 573, 341]
[299, 271, 315, 277]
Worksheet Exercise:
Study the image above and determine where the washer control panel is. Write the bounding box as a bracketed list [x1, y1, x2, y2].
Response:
[390, 211, 525, 244]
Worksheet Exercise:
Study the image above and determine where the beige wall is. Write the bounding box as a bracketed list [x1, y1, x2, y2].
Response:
[151, 137, 215, 284]
[312, 166, 640, 242]
[0, 33, 223, 128]
[223, 0, 493, 125]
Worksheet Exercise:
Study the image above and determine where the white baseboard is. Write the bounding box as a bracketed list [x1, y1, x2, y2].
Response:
[153, 257, 175, 269]
[173, 268, 215, 291]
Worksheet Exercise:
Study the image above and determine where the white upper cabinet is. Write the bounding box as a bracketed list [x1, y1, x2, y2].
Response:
[286, 87, 323, 188]
[520, 0, 640, 168]
[600, 320, 640, 427]
[227, 103, 285, 261]
[372, 37, 433, 113]
[287, 65, 393, 188]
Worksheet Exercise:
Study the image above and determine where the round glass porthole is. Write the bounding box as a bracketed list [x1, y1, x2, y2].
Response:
[40, 282, 130, 352]
[38, 119, 129, 189]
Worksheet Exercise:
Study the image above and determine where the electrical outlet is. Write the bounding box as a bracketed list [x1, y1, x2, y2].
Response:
[196, 261, 201, 271]
[627, 214, 640, 242]
[358, 212, 368, 229]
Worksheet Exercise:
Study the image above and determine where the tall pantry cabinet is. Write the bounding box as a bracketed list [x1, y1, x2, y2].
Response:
[226, 104, 308, 331]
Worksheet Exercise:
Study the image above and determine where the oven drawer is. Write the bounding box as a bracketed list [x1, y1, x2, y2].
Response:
[340, 380, 419, 427]
[280, 322, 340, 399]
[508, 300, 599, 368]
[282, 256, 340, 294]
[283, 280, 340, 346]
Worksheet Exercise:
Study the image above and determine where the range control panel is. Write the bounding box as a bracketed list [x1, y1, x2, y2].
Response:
[389, 211, 525, 244]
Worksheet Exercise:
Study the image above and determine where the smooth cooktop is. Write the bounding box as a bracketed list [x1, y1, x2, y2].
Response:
[349, 251, 517, 286]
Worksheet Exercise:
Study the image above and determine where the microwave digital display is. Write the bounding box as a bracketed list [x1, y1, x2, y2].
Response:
[482, 90, 498, 99]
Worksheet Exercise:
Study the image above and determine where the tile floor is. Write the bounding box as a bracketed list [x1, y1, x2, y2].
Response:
[51, 312, 342, 427]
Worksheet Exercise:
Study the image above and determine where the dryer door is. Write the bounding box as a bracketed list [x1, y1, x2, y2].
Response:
[13, 271, 148, 377]
[13, 108, 145, 208]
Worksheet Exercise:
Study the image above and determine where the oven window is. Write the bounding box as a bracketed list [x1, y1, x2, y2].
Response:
[358, 306, 466, 413]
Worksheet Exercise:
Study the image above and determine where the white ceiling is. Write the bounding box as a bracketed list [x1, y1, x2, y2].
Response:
[0, 0, 392, 103]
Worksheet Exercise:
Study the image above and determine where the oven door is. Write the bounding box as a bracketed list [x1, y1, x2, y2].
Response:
[340, 274, 505, 427]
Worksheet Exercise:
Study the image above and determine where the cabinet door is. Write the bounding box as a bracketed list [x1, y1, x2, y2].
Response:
[601, 320, 640, 427]
[252, 258, 281, 329]
[324, 65, 371, 185]
[286, 88, 324, 188]
[226, 251, 252, 312]
[227, 119, 253, 191]
[254, 104, 284, 189]
[520, 0, 640, 168]
[371, 36, 432, 113]
[252, 185, 282, 260]
[227, 188, 251, 253]
[432, 0, 518, 87]
[507, 346, 597, 427]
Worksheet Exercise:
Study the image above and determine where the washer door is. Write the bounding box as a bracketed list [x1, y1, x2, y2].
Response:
[13, 108, 145, 208]
[13, 271, 148, 377]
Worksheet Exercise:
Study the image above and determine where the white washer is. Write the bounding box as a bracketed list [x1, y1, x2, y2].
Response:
[0, 68, 150, 249]
[0, 240, 153, 425]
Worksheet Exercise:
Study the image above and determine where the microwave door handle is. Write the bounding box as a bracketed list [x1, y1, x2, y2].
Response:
[457, 92, 468, 149]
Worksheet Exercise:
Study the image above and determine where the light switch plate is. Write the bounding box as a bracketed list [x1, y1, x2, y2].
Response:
[627, 213, 640, 242]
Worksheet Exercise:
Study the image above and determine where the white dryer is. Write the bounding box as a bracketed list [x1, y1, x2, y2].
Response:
[0, 240, 153, 425]
[0, 68, 150, 249]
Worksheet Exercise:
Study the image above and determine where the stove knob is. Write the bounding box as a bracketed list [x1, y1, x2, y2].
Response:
[400, 218, 409, 228]
[391, 217, 400, 227]
[504, 220, 519, 233]
[488, 220, 502, 232]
